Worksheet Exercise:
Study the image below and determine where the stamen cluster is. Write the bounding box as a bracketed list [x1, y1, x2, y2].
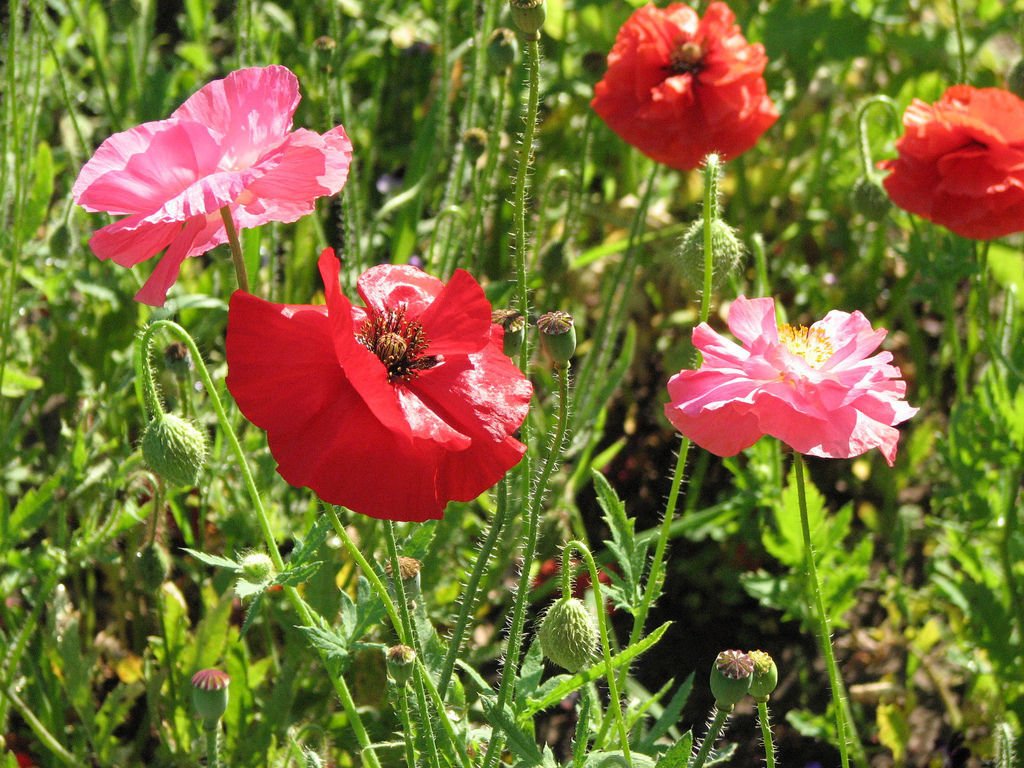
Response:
[357, 307, 437, 382]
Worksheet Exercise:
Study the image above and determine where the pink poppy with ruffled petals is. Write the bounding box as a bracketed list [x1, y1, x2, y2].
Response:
[664, 297, 917, 465]
[73, 66, 352, 306]
[225, 249, 533, 522]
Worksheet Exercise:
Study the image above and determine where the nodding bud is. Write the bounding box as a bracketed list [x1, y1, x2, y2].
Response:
[386, 644, 417, 686]
[677, 218, 745, 290]
[487, 28, 519, 75]
[239, 551, 275, 585]
[493, 309, 526, 358]
[509, 0, 545, 39]
[538, 596, 598, 672]
[537, 310, 576, 367]
[191, 668, 230, 728]
[462, 128, 488, 163]
[141, 412, 207, 488]
[385, 556, 422, 599]
[163, 342, 193, 380]
[850, 176, 891, 221]
[747, 650, 779, 702]
[710, 649, 753, 710]
[1009, 60, 1024, 100]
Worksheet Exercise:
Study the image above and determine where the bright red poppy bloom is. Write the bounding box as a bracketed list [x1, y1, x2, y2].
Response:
[880, 85, 1024, 240]
[73, 66, 352, 305]
[590, 2, 778, 171]
[225, 249, 533, 521]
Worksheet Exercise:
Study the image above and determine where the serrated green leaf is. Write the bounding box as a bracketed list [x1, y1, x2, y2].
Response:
[298, 621, 350, 661]
[640, 673, 693, 750]
[275, 560, 324, 588]
[485, 705, 545, 767]
[291, 514, 332, 569]
[182, 548, 240, 571]
[584, 751, 655, 768]
[653, 732, 692, 768]
[516, 638, 545, 702]
[234, 578, 268, 599]
[7, 475, 60, 546]
[764, 465, 827, 567]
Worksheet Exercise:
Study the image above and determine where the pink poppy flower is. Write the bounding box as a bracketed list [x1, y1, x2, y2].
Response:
[225, 249, 533, 521]
[73, 65, 352, 306]
[664, 297, 917, 465]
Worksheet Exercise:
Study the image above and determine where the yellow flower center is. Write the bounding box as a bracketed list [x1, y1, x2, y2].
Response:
[777, 323, 834, 368]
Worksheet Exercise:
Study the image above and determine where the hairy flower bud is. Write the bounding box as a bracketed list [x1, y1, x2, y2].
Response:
[850, 175, 891, 221]
[677, 218, 745, 289]
[191, 668, 230, 728]
[141, 412, 207, 487]
[537, 310, 576, 367]
[710, 649, 753, 710]
[509, 0, 545, 39]
[240, 551, 275, 585]
[386, 644, 417, 686]
[163, 341, 193, 381]
[747, 649, 779, 702]
[538, 596, 597, 672]
[487, 28, 519, 75]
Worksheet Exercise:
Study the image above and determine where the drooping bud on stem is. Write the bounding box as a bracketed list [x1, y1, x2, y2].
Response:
[538, 596, 598, 672]
[487, 28, 519, 75]
[141, 412, 207, 487]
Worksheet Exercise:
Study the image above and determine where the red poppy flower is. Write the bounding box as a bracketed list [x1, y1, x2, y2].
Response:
[590, 2, 778, 172]
[880, 85, 1024, 240]
[225, 249, 533, 521]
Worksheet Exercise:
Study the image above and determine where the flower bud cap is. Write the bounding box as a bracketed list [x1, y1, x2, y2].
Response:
[387, 644, 417, 685]
[747, 650, 779, 701]
[191, 668, 230, 726]
[537, 310, 576, 367]
[141, 412, 207, 487]
[538, 596, 597, 672]
[509, 0, 545, 39]
[385, 556, 422, 599]
[163, 342, 193, 380]
[710, 649, 753, 710]
[493, 309, 526, 358]
[850, 176, 891, 221]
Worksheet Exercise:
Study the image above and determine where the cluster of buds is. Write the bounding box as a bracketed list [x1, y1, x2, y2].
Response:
[709, 649, 778, 710]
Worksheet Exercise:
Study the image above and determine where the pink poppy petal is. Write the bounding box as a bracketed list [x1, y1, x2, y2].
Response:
[88, 216, 181, 267]
[726, 296, 778, 347]
[133, 216, 210, 306]
[691, 322, 749, 368]
[664, 397, 763, 456]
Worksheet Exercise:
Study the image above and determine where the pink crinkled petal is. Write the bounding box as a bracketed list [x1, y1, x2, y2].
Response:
[726, 296, 778, 347]
[89, 216, 181, 267]
[133, 216, 210, 306]
[666, 368, 762, 413]
[691, 322, 749, 368]
[664, 396, 763, 456]
[74, 120, 223, 215]
[172, 65, 300, 169]
[815, 310, 887, 370]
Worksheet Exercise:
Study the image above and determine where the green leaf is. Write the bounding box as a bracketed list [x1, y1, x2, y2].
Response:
[275, 560, 324, 588]
[639, 673, 693, 750]
[485, 705, 546, 767]
[584, 752, 655, 768]
[876, 702, 909, 763]
[182, 547, 241, 571]
[298, 619, 350, 662]
[22, 142, 54, 243]
[1, 364, 44, 397]
[653, 732, 693, 768]
[764, 465, 828, 567]
[7, 475, 60, 546]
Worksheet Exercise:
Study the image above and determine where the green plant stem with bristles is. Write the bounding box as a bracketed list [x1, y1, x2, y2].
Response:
[397, 687, 418, 768]
[691, 705, 730, 768]
[701, 155, 720, 309]
[514, 37, 541, 376]
[794, 453, 851, 768]
[855, 96, 900, 178]
[757, 700, 777, 768]
[204, 725, 223, 768]
[560, 541, 630, 761]
[437, 477, 510, 698]
[950, 0, 968, 83]
[483, 363, 572, 768]
[136, 321, 383, 768]
[219, 206, 249, 294]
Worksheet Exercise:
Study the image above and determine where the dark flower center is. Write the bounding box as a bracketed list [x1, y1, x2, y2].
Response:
[357, 306, 438, 383]
[666, 41, 705, 76]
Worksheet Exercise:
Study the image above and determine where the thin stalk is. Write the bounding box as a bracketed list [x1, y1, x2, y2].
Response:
[203, 725, 223, 768]
[855, 96, 899, 178]
[384, 521, 442, 768]
[483, 364, 572, 768]
[397, 687, 418, 768]
[513, 36, 541, 375]
[219, 206, 249, 293]
[690, 706, 730, 768]
[562, 541, 630, 761]
[794, 453, 850, 768]
[437, 478, 510, 697]
[2, 685, 77, 765]
[950, 0, 968, 83]
[138, 321, 382, 768]
[700, 155, 720, 318]
[572, 686, 593, 768]
[757, 700, 777, 768]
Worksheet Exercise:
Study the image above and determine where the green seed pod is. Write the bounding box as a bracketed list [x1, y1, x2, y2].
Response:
[538, 596, 597, 673]
[1009, 59, 1024, 100]
[386, 644, 417, 686]
[536, 310, 576, 368]
[462, 128, 488, 163]
[709, 649, 753, 710]
[747, 649, 779, 702]
[386, 556, 422, 600]
[677, 217, 745, 289]
[850, 175, 891, 221]
[487, 27, 519, 75]
[191, 668, 230, 728]
[141, 412, 207, 487]
[492, 309, 526, 359]
[509, 0, 545, 40]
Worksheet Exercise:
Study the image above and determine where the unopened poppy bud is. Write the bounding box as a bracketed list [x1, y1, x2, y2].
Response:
[537, 311, 576, 367]
[487, 27, 519, 74]
[747, 650, 779, 702]
[493, 309, 526, 358]
[463, 128, 488, 163]
[191, 668, 230, 728]
[240, 551, 275, 584]
[163, 341, 192, 380]
[385, 556, 422, 599]
[538, 596, 597, 672]
[677, 218, 745, 289]
[1009, 59, 1024, 100]
[509, 0, 545, 40]
[302, 748, 325, 768]
[710, 650, 753, 710]
[141, 412, 207, 487]
[386, 644, 417, 685]
[137, 543, 172, 591]
[850, 176, 891, 221]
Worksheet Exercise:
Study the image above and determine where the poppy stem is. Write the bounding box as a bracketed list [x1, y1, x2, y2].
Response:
[690, 705, 730, 768]
[794, 453, 851, 768]
[950, 0, 968, 83]
[561, 541, 631, 761]
[139, 320, 383, 768]
[854, 96, 900, 178]
[512, 37, 540, 375]
[757, 699, 777, 768]
[219, 206, 249, 294]
[700, 154, 720, 324]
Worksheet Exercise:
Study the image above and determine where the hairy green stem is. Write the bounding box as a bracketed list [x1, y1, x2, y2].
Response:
[757, 700, 777, 768]
[794, 453, 850, 768]
[700, 155, 720, 316]
[397, 687, 418, 768]
[138, 321, 382, 768]
[513, 37, 541, 374]
[561, 541, 630, 761]
[854, 96, 900, 178]
[691, 706, 730, 768]
[950, 0, 967, 83]
[203, 725, 223, 768]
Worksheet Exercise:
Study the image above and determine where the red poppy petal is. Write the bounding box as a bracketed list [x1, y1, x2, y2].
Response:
[415, 269, 492, 356]
[357, 263, 444, 316]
